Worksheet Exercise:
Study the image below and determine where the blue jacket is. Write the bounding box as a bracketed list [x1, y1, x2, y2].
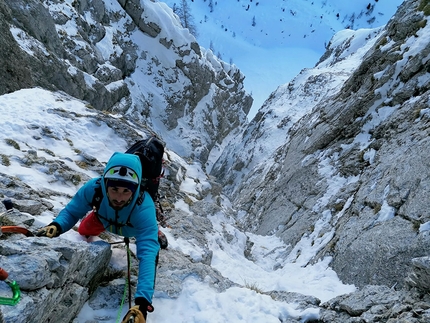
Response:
[54, 152, 159, 303]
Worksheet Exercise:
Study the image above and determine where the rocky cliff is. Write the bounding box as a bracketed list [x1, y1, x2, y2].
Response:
[0, 0, 252, 166]
[213, 0, 430, 295]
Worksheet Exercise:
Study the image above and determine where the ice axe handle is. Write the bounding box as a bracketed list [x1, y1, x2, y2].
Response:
[0, 268, 20, 306]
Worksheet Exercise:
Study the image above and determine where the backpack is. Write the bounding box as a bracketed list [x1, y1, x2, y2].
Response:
[124, 135, 165, 201]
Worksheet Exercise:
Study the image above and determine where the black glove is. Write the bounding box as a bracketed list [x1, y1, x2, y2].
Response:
[36, 222, 62, 238]
[135, 297, 154, 320]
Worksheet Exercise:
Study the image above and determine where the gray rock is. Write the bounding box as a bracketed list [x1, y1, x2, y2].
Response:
[406, 256, 430, 292]
[0, 238, 111, 322]
[319, 285, 425, 323]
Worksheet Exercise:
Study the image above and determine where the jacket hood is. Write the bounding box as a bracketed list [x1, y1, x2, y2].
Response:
[101, 152, 142, 207]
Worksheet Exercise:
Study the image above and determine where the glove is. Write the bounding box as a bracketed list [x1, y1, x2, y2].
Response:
[158, 229, 168, 249]
[36, 223, 61, 238]
[121, 305, 146, 323]
[135, 297, 154, 319]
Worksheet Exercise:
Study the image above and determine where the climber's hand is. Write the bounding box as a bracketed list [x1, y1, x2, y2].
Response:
[36, 223, 61, 238]
[121, 305, 146, 323]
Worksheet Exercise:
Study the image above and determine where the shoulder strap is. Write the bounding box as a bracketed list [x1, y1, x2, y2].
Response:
[92, 178, 104, 212]
[135, 187, 146, 206]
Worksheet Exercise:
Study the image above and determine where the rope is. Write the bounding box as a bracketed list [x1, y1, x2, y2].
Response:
[125, 237, 132, 308]
[115, 277, 128, 323]
[114, 237, 133, 323]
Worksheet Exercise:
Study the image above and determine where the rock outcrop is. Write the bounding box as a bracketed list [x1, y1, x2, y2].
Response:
[213, 0, 430, 292]
[0, 223, 111, 322]
[0, 0, 252, 165]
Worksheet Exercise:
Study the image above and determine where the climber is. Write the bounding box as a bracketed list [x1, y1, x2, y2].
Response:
[36, 152, 159, 321]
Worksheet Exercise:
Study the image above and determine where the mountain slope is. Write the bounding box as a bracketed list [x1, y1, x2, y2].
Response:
[1, 0, 430, 322]
[210, 26, 385, 193]
[0, 0, 251, 167]
[213, 0, 430, 289]
[161, 0, 405, 116]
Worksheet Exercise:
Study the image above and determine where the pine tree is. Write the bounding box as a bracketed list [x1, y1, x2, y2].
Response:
[174, 0, 198, 37]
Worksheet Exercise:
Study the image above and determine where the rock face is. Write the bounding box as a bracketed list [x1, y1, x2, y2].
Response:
[0, 0, 251, 166]
[0, 232, 111, 322]
[213, 0, 430, 295]
[319, 284, 430, 323]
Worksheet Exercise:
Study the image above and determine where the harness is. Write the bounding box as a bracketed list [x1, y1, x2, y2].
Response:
[91, 178, 145, 233]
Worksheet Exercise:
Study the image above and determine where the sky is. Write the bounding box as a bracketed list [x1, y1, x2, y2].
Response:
[0, 88, 356, 322]
[161, 0, 405, 118]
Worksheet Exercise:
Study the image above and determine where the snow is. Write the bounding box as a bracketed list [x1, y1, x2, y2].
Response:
[214, 25, 386, 196]
[161, 0, 405, 118]
[0, 87, 355, 322]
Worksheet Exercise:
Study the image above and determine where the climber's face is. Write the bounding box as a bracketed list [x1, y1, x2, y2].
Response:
[107, 186, 134, 210]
